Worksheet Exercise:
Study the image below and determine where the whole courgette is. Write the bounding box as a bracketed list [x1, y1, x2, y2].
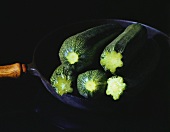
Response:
[50, 64, 75, 96]
[100, 23, 147, 74]
[77, 70, 107, 98]
[59, 23, 123, 72]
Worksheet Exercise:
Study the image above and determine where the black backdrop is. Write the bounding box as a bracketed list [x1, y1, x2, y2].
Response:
[1, 0, 170, 63]
[0, 0, 170, 131]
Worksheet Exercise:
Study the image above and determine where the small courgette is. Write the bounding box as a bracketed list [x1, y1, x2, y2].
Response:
[100, 23, 147, 74]
[50, 64, 75, 96]
[77, 70, 107, 98]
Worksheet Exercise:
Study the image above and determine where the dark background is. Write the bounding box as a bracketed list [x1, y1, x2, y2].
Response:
[1, 0, 170, 63]
[0, 0, 170, 131]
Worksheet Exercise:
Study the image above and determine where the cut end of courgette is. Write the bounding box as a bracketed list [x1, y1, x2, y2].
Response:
[66, 52, 79, 64]
[52, 75, 73, 96]
[106, 76, 126, 100]
[85, 80, 97, 92]
[100, 51, 123, 74]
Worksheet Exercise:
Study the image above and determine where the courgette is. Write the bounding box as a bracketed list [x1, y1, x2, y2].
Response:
[77, 70, 107, 98]
[100, 23, 147, 74]
[59, 23, 123, 72]
[50, 64, 75, 96]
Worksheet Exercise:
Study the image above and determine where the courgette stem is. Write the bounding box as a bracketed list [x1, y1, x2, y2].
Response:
[106, 76, 126, 100]
[85, 80, 97, 92]
[100, 50, 123, 73]
[66, 52, 79, 64]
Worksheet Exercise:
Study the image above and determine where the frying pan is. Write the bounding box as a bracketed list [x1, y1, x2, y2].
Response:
[0, 19, 169, 111]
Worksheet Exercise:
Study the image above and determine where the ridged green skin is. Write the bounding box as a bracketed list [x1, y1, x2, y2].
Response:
[59, 24, 123, 72]
[77, 70, 107, 98]
[100, 23, 147, 74]
[50, 64, 75, 95]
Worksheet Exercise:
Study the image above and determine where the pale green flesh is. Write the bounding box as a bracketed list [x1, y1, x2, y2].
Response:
[53, 75, 73, 96]
[85, 80, 97, 92]
[106, 76, 126, 100]
[100, 51, 123, 74]
[66, 52, 79, 64]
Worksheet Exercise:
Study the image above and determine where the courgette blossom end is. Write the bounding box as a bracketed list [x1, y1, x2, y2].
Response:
[66, 52, 79, 64]
[52, 75, 73, 96]
[100, 51, 123, 74]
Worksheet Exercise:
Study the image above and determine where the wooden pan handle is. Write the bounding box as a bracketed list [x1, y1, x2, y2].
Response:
[0, 63, 27, 78]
